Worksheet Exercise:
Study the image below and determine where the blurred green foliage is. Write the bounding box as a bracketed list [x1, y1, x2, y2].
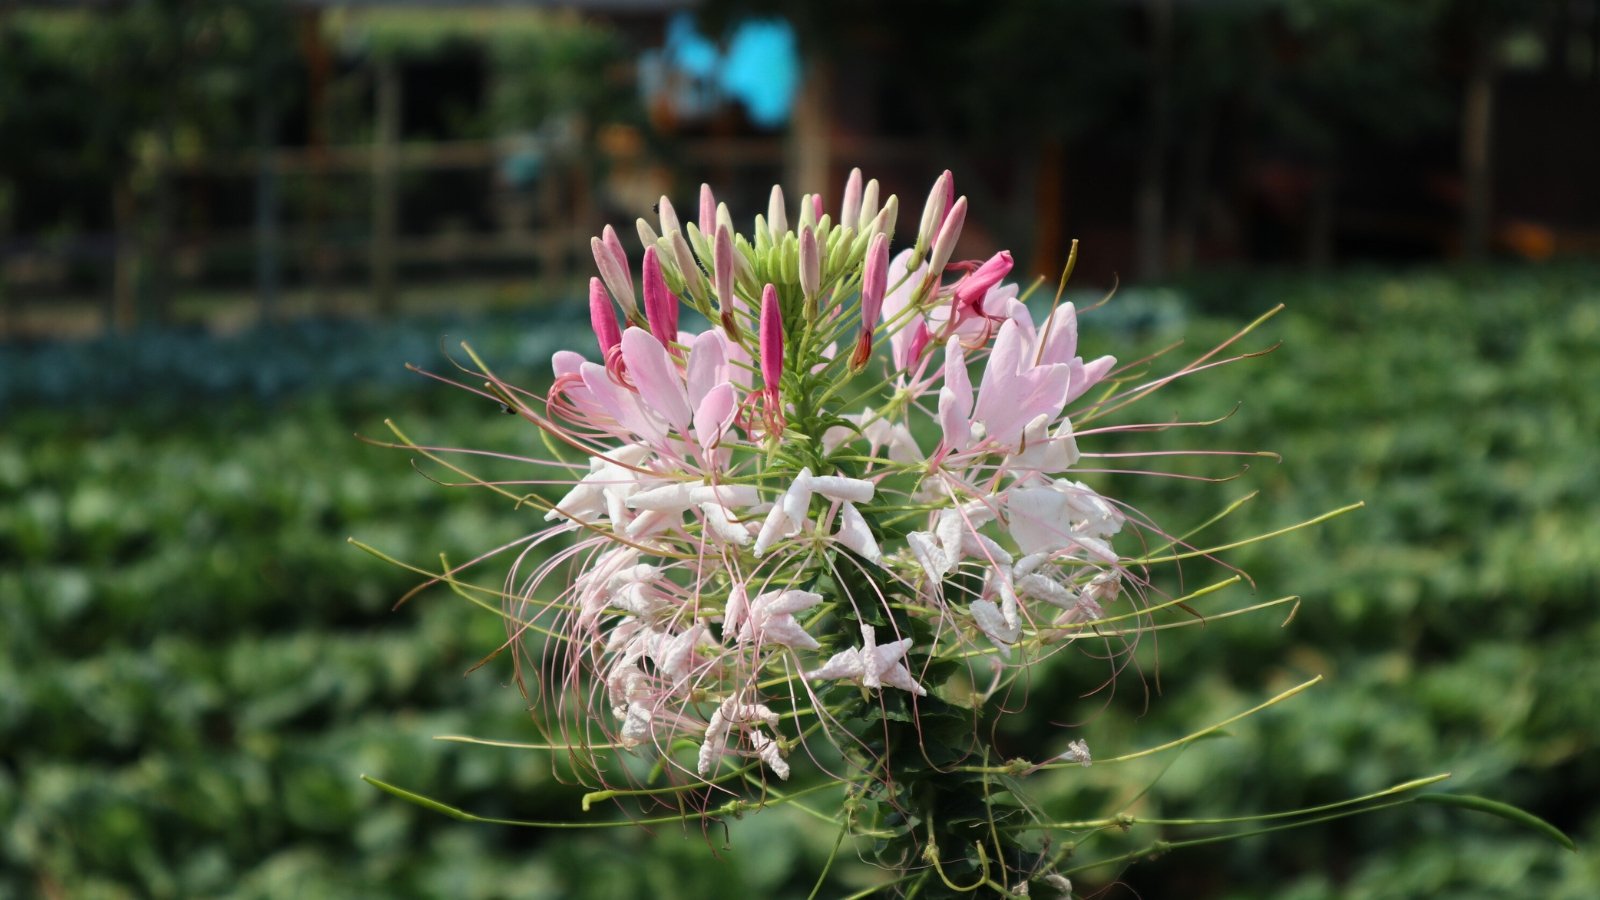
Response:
[2, 266, 1596, 896]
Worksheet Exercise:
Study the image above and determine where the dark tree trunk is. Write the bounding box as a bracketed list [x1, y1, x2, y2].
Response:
[1136, 0, 1174, 282]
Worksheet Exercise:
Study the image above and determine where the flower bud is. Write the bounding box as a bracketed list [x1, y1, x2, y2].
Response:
[699, 183, 716, 234]
[642, 247, 679, 345]
[657, 195, 680, 236]
[588, 277, 622, 357]
[926, 196, 968, 289]
[798, 193, 817, 231]
[767, 185, 788, 240]
[916, 170, 953, 258]
[799, 226, 820, 302]
[636, 218, 660, 254]
[668, 229, 706, 300]
[716, 224, 740, 338]
[839, 167, 863, 233]
[858, 178, 880, 230]
[852, 232, 890, 369]
[759, 283, 783, 405]
[868, 194, 899, 242]
[591, 228, 637, 321]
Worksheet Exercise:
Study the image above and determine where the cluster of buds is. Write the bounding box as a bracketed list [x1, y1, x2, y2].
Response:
[511, 168, 1135, 787]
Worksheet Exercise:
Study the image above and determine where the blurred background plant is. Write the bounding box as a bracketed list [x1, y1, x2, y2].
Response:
[2, 0, 1597, 897]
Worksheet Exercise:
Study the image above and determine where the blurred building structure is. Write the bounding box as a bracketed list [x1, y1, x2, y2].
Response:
[2, 0, 1599, 338]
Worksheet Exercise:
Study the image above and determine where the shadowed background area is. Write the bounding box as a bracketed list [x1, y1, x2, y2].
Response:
[3, 1, 1597, 897]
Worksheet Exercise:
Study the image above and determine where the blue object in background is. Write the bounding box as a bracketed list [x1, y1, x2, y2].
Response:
[658, 13, 800, 129]
[719, 19, 800, 128]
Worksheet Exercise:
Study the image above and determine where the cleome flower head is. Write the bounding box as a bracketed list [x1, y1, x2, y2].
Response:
[491, 168, 1153, 789]
[370, 167, 1555, 896]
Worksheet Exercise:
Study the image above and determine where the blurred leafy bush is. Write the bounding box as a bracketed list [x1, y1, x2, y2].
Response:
[2, 266, 1595, 896]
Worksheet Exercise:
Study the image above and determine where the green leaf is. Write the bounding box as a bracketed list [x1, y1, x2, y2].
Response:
[1415, 794, 1577, 852]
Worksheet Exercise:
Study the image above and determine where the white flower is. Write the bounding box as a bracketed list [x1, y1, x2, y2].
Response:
[806, 624, 927, 696]
[1056, 739, 1092, 767]
[754, 468, 878, 557]
[731, 588, 824, 650]
[545, 444, 652, 525]
[698, 696, 786, 779]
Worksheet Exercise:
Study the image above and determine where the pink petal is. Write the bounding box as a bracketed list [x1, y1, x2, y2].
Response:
[580, 361, 662, 442]
[693, 382, 736, 456]
[621, 327, 691, 435]
[685, 330, 729, 408]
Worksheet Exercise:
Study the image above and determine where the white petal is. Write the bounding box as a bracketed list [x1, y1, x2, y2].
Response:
[701, 502, 753, 545]
[806, 647, 866, 682]
[834, 502, 882, 563]
[807, 474, 876, 504]
[753, 503, 795, 557]
[723, 583, 750, 635]
[908, 531, 952, 582]
[627, 482, 694, 512]
[1007, 486, 1073, 555]
[688, 482, 759, 508]
[972, 599, 1020, 645]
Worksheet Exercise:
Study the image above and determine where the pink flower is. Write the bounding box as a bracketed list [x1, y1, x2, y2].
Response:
[953, 250, 1014, 318]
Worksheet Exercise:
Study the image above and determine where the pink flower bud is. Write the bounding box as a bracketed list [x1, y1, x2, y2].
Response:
[917, 170, 953, 253]
[759, 283, 783, 404]
[799, 226, 820, 300]
[839, 167, 863, 232]
[768, 186, 788, 239]
[811, 194, 824, 222]
[642, 247, 679, 345]
[592, 229, 637, 320]
[954, 250, 1013, 314]
[588, 277, 622, 357]
[699, 183, 716, 234]
[927, 196, 968, 282]
[715, 224, 740, 338]
[852, 233, 890, 368]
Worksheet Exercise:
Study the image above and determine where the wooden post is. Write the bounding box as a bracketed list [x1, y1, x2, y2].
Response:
[372, 55, 402, 317]
[255, 63, 281, 323]
[299, 8, 331, 312]
[1032, 138, 1064, 278]
[1461, 38, 1496, 260]
[786, 61, 831, 200]
[1135, 0, 1174, 282]
[111, 177, 137, 334]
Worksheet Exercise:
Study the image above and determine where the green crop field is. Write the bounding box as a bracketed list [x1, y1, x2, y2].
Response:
[3, 266, 1596, 898]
